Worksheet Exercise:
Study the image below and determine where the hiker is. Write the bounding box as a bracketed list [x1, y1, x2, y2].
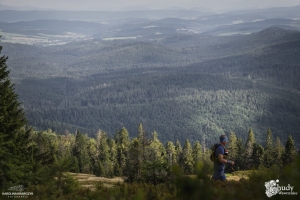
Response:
[211, 135, 234, 181]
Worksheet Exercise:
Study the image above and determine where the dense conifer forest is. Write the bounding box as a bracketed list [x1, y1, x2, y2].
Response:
[1, 54, 299, 197]
[2, 27, 299, 146]
[1, 6, 300, 198]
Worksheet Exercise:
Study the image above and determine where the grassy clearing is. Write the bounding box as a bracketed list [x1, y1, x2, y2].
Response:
[0, 30, 84, 45]
[66, 172, 124, 190]
[184, 170, 251, 181]
[226, 170, 252, 181]
[66, 170, 252, 191]
[0, 30, 49, 44]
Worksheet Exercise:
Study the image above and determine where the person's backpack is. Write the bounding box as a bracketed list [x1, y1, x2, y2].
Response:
[210, 143, 227, 162]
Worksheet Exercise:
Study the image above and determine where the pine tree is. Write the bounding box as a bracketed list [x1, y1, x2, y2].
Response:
[72, 131, 91, 173]
[89, 137, 100, 176]
[166, 141, 176, 168]
[126, 138, 142, 182]
[0, 43, 30, 188]
[114, 127, 130, 175]
[149, 131, 166, 162]
[235, 138, 245, 170]
[0, 44, 28, 148]
[96, 131, 112, 176]
[192, 141, 202, 169]
[181, 139, 194, 174]
[26, 130, 59, 185]
[244, 128, 255, 169]
[142, 131, 167, 185]
[175, 139, 183, 165]
[227, 132, 238, 161]
[282, 135, 296, 165]
[107, 138, 118, 177]
[263, 128, 274, 168]
[0, 134, 17, 189]
[137, 123, 150, 165]
[252, 143, 264, 168]
[274, 137, 284, 167]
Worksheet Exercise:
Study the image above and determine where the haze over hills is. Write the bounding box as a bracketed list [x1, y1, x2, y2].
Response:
[1, 5, 300, 147]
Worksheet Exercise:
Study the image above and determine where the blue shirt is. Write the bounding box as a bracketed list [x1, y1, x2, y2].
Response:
[215, 145, 225, 165]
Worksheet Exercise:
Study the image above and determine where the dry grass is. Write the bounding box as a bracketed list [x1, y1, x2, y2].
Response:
[65, 170, 251, 191]
[226, 170, 251, 181]
[66, 172, 124, 190]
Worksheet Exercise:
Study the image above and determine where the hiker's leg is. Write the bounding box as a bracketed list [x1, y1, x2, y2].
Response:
[219, 172, 226, 181]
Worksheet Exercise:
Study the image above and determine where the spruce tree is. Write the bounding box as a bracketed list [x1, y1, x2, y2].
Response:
[235, 138, 245, 170]
[96, 131, 111, 176]
[227, 132, 238, 161]
[114, 127, 130, 175]
[0, 44, 27, 142]
[175, 139, 183, 165]
[72, 131, 91, 173]
[282, 135, 296, 165]
[181, 139, 194, 174]
[192, 141, 202, 164]
[0, 43, 30, 189]
[252, 143, 264, 168]
[126, 138, 142, 182]
[107, 138, 118, 177]
[274, 137, 284, 167]
[263, 128, 274, 168]
[144, 131, 167, 184]
[89, 137, 100, 176]
[137, 123, 150, 164]
[149, 131, 165, 162]
[166, 141, 176, 167]
[244, 128, 255, 169]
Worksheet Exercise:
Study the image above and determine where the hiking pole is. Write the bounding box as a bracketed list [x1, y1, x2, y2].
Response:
[224, 163, 232, 172]
[225, 163, 242, 180]
[230, 166, 242, 179]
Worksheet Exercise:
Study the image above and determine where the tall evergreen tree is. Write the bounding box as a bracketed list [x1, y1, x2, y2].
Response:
[149, 131, 166, 162]
[274, 137, 284, 167]
[282, 135, 296, 165]
[143, 131, 167, 185]
[89, 137, 100, 176]
[114, 127, 130, 175]
[235, 138, 245, 170]
[175, 139, 182, 165]
[166, 141, 176, 168]
[252, 143, 264, 168]
[72, 131, 91, 173]
[0, 43, 31, 189]
[26, 130, 60, 185]
[192, 141, 202, 163]
[107, 138, 118, 176]
[137, 123, 150, 164]
[244, 128, 255, 169]
[263, 128, 274, 168]
[126, 138, 142, 182]
[227, 132, 238, 161]
[96, 131, 112, 176]
[181, 139, 194, 174]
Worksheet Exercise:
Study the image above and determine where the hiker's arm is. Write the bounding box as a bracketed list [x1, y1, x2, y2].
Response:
[218, 154, 234, 165]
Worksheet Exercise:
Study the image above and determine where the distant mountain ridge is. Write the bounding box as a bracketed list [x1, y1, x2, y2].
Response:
[1, 26, 299, 146]
[0, 19, 105, 35]
[1, 5, 300, 23]
[0, 10, 206, 22]
[0, 3, 40, 11]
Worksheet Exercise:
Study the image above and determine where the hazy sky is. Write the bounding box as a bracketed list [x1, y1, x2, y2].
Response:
[1, 0, 300, 11]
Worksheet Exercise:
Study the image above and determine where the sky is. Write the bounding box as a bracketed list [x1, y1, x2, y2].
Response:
[1, 0, 300, 11]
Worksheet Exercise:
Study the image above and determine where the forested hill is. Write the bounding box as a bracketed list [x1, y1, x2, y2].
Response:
[2, 27, 300, 146]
